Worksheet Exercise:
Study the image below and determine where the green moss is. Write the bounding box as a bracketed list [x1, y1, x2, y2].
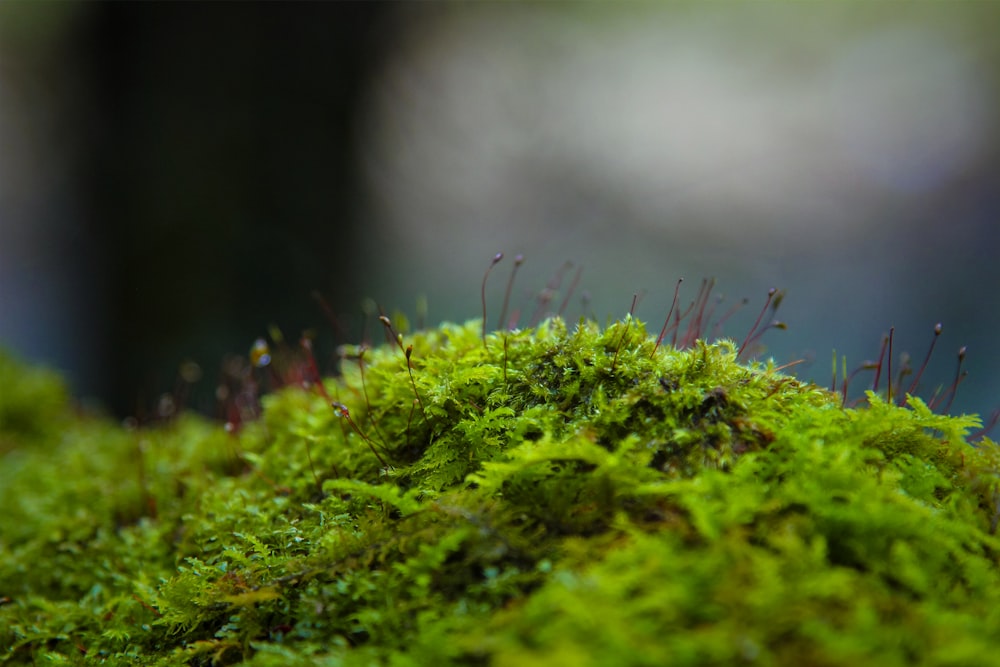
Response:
[2, 319, 999, 665]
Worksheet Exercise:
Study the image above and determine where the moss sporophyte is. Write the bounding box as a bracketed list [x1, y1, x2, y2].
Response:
[3, 267, 1000, 666]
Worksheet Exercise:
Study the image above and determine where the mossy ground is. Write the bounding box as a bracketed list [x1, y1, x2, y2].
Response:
[2, 316, 1000, 665]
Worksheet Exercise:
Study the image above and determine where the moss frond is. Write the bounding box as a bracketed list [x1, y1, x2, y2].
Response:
[2, 317, 999, 665]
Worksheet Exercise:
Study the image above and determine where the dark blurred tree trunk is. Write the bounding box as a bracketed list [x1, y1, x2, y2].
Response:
[83, 3, 390, 417]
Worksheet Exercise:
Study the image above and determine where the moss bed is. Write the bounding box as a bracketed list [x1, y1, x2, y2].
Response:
[2, 316, 1000, 665]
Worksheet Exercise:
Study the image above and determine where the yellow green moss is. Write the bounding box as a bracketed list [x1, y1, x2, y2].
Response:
[1, 318, 999, 665]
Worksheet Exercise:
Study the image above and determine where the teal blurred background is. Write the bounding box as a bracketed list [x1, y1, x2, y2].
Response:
[2, 3, 998, 421]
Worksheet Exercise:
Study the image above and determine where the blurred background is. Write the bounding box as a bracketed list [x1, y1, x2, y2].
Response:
[1, 2, 998, 421]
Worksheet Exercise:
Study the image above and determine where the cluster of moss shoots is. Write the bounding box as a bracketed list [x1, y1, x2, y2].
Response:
[2, 261, 1000, 666]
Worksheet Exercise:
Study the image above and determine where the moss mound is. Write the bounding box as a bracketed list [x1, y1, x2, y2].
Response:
[2, 318, 1000, 665]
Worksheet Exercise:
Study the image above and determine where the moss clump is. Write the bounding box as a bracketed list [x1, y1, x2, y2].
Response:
[2, 319, 999, 665]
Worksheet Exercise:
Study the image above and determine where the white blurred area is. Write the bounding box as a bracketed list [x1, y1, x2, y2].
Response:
[361, 4, 991, 278]
[358, 4, 1000, 415]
